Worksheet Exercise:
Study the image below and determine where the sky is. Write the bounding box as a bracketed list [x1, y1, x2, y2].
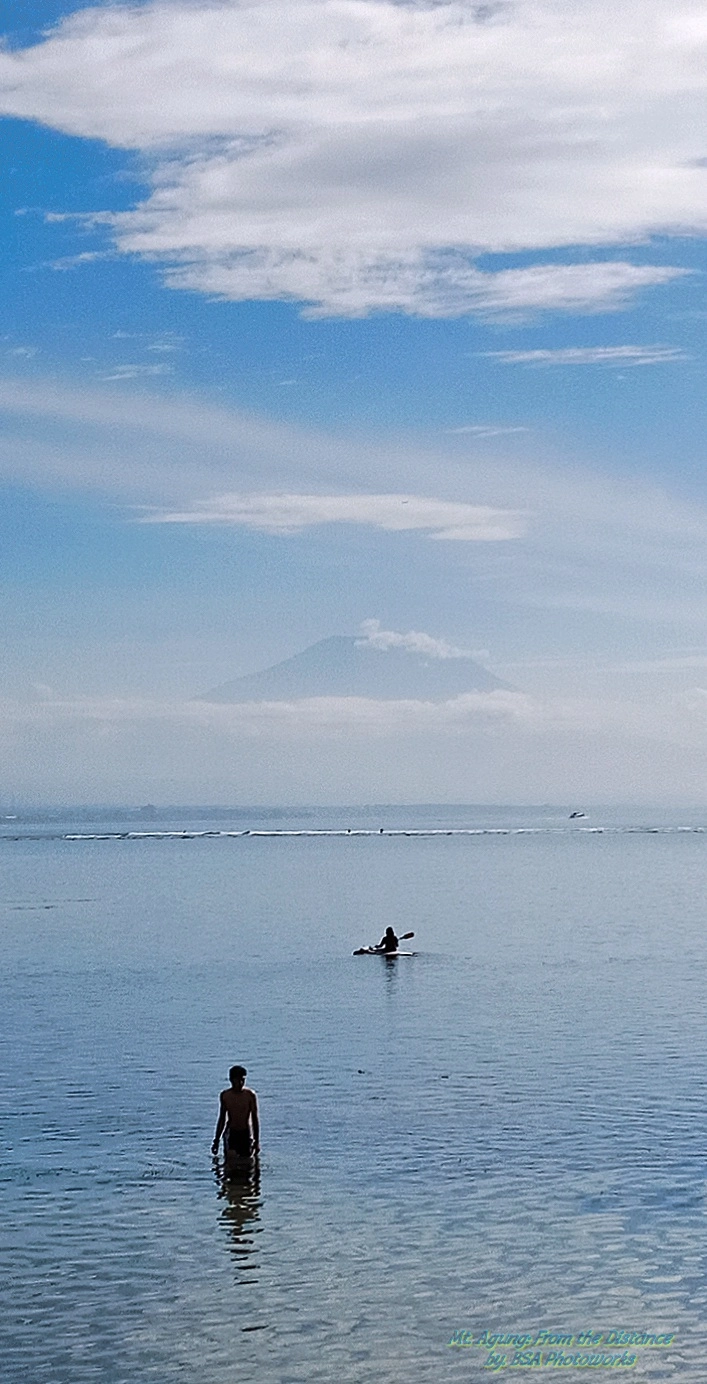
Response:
[2, 0, 707, 804]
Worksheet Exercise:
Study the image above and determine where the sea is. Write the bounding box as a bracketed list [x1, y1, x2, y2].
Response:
[3, 802, 707, 1382]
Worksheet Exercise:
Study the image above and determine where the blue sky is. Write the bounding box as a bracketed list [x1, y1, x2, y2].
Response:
[2, 0, 707, 803]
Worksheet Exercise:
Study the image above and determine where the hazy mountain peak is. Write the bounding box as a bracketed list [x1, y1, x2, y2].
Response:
[200, 634, 510, 702]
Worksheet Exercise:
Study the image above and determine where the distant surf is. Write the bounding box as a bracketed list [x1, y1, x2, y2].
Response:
[1, 825, 706, 843]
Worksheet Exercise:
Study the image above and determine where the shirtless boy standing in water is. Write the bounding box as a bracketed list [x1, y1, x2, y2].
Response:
[211, 1065, 260, 1161]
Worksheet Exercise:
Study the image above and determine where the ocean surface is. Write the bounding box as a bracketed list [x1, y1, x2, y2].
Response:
[3, 803, 707, 1382]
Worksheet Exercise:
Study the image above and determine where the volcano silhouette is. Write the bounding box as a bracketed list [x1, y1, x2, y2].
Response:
[200, 635, 510, 702]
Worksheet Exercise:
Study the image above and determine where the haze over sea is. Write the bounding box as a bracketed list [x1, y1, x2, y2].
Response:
[3, 803, 706, 1382]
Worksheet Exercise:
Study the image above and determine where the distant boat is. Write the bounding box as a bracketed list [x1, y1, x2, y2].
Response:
[569, 811, 586, 819]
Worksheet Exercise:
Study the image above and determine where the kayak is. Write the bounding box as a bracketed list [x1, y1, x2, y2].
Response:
[353, 947, 415, 956]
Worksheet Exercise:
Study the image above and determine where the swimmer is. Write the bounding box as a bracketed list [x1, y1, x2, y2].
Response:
[211, 1065, 260, 1162]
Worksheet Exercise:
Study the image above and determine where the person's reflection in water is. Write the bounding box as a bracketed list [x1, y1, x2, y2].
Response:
[213, 1153, 263, 1279]
[383, 952, 401, 987]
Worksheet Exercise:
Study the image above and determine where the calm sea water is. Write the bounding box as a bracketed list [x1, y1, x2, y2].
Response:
[3, 804, 707, 1382]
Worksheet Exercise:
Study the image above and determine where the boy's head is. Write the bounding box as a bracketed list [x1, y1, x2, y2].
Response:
[229, 1064, 247, 1087]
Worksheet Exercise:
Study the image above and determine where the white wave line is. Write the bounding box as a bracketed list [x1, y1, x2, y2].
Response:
[1, 824, 707, 843]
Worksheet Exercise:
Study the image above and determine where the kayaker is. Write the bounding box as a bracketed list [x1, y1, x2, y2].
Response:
[211, 1064, 260, 1161]
[377, 926, 399, 953]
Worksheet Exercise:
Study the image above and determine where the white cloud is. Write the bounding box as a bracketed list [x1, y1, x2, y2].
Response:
[356, 618, 478, 659]
[100, 363, 173, 381]
[159, 253, 686, 318]
[140, 490, 527, 540]
[0, 373, 383, 501]
[48, 250, 112, 270]
[0, 686, 679, 741]
[3, 687, 707, 805]
[2, 372, 707, 636]
[0, 0, 703, 315]
[470, 263, 690, 315]
[0, 688, 532, 732]
[446, 425, 530, 437]
[109, 331, 183, 351]
[488, 345, 688, 365]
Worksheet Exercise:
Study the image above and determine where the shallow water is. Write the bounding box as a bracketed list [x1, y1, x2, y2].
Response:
[3, 805, 707, 1381]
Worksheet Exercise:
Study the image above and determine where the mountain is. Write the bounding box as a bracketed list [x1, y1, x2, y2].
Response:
[199, 636, 510, 702]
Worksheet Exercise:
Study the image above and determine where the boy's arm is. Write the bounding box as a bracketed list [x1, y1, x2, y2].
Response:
[211, 1094, 226, 1154]
[250, 1092, 260, 1153]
